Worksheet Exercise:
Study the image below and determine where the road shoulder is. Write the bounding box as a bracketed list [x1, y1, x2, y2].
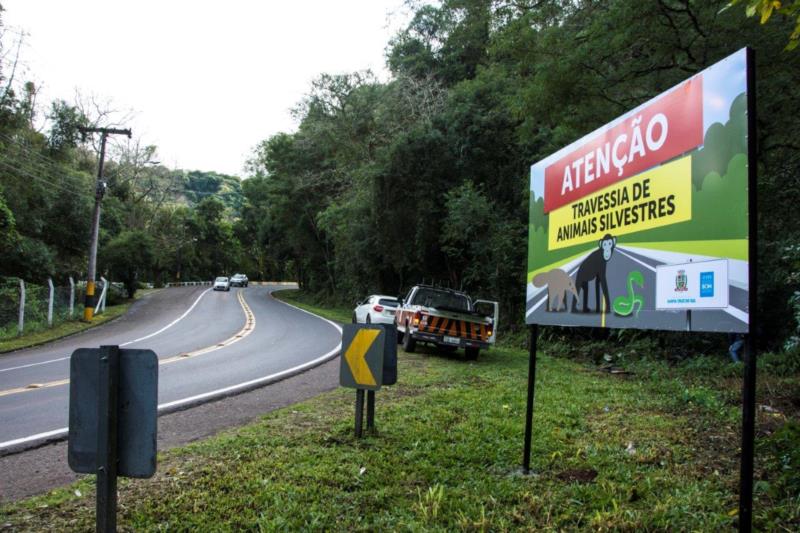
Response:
[0, 357, 339, 502]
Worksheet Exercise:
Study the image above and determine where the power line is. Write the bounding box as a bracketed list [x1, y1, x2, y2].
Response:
[0, 152, 90, 192]
[0, 132, 90, 183]
[0, 148, 92, 192]
[0, 158, 94, 201]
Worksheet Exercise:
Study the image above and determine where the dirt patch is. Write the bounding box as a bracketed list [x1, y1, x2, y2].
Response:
[556, 468, 597, 484]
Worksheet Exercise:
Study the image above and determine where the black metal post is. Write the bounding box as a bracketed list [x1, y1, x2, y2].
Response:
[96, 345, 120, 533]
[355, 389, 365, 438]
[523, 324, 539, 473]
[739, 334, 757, 532]
[739, 46, 759, 533]
[366, 391, 375, 431]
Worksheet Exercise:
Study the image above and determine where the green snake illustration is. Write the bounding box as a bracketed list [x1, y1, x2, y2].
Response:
[612, 270, 645, 317]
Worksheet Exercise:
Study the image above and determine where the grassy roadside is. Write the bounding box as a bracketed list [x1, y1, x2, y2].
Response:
[0, 289, 159, 354]
[274, 288, 353, 324]
[1, 292, 798, 530]
[0, 305, 128, 354]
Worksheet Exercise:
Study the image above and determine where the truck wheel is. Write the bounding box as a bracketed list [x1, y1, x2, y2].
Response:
[465, 347, 480, 360]
[397, 328, 404, 344]
[352, 313, 357, 324]
[402, 324, 416, 353]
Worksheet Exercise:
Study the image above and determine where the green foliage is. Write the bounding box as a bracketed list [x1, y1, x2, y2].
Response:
[183, 170, 243, 214]
[100, 230, 155, 298]
[46, 100, 88, 157]
[0, 189, 18, 255]
[758, 421, 800, 500]
[730, 0, 800, 49]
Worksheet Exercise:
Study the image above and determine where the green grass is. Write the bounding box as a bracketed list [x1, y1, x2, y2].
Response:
[274, 288, 354, 324]
[0, 304, 131, 354]
[2, 293, 798, 530]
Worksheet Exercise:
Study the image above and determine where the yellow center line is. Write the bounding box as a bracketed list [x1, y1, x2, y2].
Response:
[0, 289, 256, 399]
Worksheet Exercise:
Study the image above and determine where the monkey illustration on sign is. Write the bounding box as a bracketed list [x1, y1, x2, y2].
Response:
[572, 234, 616, 313]
[532, 268, 578, 312]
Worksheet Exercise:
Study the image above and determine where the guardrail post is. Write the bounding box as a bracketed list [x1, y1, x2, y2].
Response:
[94, 277, 108, 316]
[18, 279, 25, 335]
[47, 277, 55, 326]
[69, 276, 75, 318]
[101, 277, 107, 313]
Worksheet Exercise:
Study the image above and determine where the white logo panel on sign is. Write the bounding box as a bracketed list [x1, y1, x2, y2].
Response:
[655, 259, 729, 310]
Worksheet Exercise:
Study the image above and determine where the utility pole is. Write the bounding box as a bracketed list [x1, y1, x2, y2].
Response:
[79, 126, 131, 321]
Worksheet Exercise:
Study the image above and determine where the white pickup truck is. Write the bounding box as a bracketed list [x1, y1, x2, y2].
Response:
[395, 285, 498, 360]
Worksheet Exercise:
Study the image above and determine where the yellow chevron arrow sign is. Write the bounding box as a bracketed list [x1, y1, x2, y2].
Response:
[344, 329, 380, 386]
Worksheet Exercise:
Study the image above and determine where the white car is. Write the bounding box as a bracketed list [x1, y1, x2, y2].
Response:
[213, 276, 231, 291]
[353, 295, 399, 325]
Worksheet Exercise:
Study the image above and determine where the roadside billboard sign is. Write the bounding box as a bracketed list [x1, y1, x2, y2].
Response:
[526, 48, 751, 333]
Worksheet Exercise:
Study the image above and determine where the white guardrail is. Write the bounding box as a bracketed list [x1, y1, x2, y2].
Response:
[164, 281, 297, 287]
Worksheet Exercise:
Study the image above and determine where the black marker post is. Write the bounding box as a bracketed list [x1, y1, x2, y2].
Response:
[738, 47, 758, 533]
[522, 324, 539, 473]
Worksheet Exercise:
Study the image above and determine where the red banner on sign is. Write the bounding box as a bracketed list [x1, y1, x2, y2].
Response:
[543, 77, 703, 213]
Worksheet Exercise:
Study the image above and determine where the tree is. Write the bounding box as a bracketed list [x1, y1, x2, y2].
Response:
[100, 230, 155, 298]
[730, 0, 800, 49]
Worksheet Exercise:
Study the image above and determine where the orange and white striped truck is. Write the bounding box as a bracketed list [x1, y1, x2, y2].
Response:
[395, 285, 498, 360]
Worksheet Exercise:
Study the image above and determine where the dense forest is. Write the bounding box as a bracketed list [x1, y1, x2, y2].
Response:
[1, 1, 799, 347]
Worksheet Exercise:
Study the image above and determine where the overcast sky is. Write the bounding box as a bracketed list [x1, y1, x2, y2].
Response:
[2, 0, 407, 176]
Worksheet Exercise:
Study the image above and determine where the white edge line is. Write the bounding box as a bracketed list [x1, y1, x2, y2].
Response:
[156, 289, 343, 410]
[0, 427, 68, 449]
[0, 287, 343, 452]
[120, 288, 211, 346]
[616, 247, 657, 272]
[157, 342, 341, 411]
[0, 288, 212, 374]
[0, 356, 70, 373]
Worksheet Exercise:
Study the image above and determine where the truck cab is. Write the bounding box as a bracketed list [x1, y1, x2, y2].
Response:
[395, 285, 498, 360]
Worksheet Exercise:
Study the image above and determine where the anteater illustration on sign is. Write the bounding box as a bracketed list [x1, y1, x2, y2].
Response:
[572, 234, 616, 313]
[532, 269, 578, 312]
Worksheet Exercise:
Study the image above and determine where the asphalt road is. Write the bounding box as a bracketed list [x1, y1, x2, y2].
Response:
[526, 246, 748, 332]
[0, 285, 342, 451]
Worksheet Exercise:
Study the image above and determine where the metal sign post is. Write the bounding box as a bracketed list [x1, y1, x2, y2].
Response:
[355, 389, 365, 438]
[96, 345, 120, 532]
[522, 324, 538, 474]
[68, 345, 158, 532]
[366, 390, 376, 431]
[738, 47, 759, 533]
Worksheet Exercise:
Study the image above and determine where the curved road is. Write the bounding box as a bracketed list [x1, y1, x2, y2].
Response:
[0, 285, 341, 451]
